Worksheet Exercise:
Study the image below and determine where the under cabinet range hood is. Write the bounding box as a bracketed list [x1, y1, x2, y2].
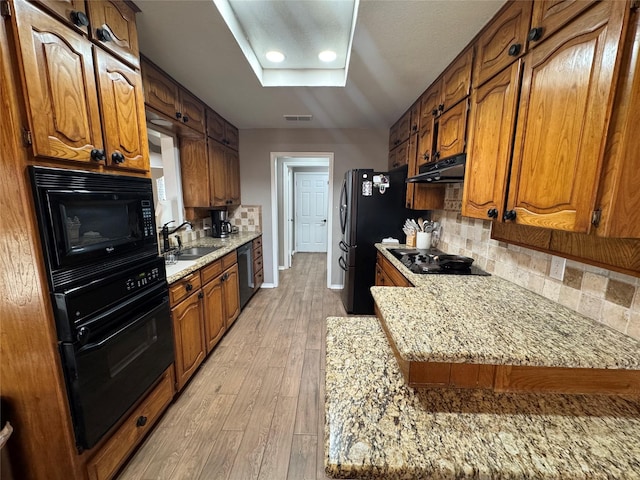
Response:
[406, 153, 466, 184]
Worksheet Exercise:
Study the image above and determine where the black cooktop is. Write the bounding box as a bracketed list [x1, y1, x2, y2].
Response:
[388, 248, 490, 276]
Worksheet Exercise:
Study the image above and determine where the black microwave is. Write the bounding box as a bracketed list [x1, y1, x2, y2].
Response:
[29, 166, 159, 290]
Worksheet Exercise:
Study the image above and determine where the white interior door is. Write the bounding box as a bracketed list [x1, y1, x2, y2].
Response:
[295, 172, 328, 252]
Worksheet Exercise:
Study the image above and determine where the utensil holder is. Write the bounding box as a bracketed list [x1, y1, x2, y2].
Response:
[416, 231, 431, 249]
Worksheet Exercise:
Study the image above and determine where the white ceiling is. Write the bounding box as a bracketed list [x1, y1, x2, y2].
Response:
[135, 0, 506, 130]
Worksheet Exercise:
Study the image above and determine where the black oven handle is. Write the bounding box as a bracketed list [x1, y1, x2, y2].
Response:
[78, 295, 169, 353]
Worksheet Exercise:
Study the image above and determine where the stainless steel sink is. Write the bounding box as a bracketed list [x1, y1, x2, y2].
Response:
[176, 246, 220, 260]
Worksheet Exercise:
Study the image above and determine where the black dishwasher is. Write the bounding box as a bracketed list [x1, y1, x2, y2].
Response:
[237, 242, 254, 309]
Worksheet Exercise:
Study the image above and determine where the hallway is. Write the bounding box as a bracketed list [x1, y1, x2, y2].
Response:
[117, 253, 346, 480]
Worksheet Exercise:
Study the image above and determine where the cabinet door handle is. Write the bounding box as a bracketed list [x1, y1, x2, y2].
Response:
[185, 283, 193, 292]
[508, 43, 522, 56]
[111, 151, 125, 164]
[487, 208, 498, 219]
[503, 209, 517, 221]
[90, 149, 106, 162]
[175, 112, 182, 119]
[70, 10, 89, 27]
[438, 104, 444, 112]
[432, 108, 438, 117]
[198, 291, 204, 299]
[136, 416, 147, 427]
[182, 116, 189, 123]
[528, 27, 543, 42]
[96, 28, 112, 42]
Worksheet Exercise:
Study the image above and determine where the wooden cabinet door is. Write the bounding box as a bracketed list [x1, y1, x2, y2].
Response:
[208, 141, 228, 206]
[529, 0, 597, 47]
[206, 108, 226, 144]
[389, 141, 408, 170]
[223, 264, 240, 327]
[13, 0, 104, 163]
[171, 293, 206, 391]
[508, 1, 626, 232]
[416, 119, 434, 167]
[435, 99, 468, 161]
[463, 61, 522, 221]
[95, 48, 148, 171]
[86, 0, 140, 68]
[226, 148, 241, 205]
[224, 123, 239, 150]
[180, 135, 210, 207]
[420, 84, 441, 124]
[179, 89, 206, 133]
[473, 0, 532, 86]
[31, 0, 89, 33]
[409, 102, 420, 135]
[387, 148, 397, 172]
[396, 110, 411, 145]
[441, 47, 473, 111]
[388, 120, 400, 150]
[141, 58, 180, 119]
[202, 276, 225, 353]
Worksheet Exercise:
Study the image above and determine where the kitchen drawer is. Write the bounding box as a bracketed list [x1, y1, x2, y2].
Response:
[253, 268, 263, 291]
[252, 236, 262, 250]
[169, 271, 201, 305]
[222, 251, 237, 270]
[253, 245, 263, 260]
[376, 252, 413, 287]
[86, 366, 175, 480]
[200, 258, 223, 285]
[253, 255, 263, 274]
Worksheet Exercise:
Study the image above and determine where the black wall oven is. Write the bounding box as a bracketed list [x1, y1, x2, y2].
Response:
[29, 167, 174, 451]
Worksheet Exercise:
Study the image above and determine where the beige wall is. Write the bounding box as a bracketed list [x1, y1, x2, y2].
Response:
[433, 185, 640, 341]
[239, 128, 388, 286]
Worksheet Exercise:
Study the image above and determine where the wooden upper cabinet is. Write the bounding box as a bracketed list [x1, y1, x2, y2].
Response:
[226, 149, 241, 205]
[180, 135, 210, 208]
[86, 0, 140, 69]
[178, 89, 206, 134]
[528, 0, 598, 47]
[12, 0, 104, 163]
[208, 141, 228, 206]
[396, 110, 411, 144]
[30, 0, 89, 33]
[95, 48, 148, 171]
[141, 58, 180, 119]
[463, 61, 522, 221]
[410, 102, 420, 135]
[434, 99, 468, 161]
[420, 85, 441, 127]
[416, 116, 434, 167]
[440, 47, 473, 112]
[206, 108, 239, 150]
[473, 0, 533, 87]
[507, 0, 626, 233]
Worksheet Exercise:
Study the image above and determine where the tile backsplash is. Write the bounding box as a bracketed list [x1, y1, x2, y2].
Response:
[433, 185, 640, 340]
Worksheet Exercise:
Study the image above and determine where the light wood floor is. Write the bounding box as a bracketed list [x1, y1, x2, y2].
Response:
[117, 253, 346, 480]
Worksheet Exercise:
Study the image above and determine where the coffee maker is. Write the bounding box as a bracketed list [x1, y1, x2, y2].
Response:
[210, 209, 232, 238]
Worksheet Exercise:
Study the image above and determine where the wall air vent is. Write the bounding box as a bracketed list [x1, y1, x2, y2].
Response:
[284, 115, 313, 122]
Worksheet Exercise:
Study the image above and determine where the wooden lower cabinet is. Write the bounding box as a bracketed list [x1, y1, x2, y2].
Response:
[86, 366, 175, 480]
[252, 236, 264, 291]
[171, 283, 206, 392]
[170, 252, 240, 390]
[375, 252, 413, 287]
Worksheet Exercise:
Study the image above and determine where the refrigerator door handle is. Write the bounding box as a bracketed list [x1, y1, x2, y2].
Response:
[338, 240, 348, 253]
[339, 178, 348, 234]
[338, 255, 347, 271]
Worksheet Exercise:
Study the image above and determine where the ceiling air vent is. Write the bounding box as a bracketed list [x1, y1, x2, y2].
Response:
[284, 114, 313, 122]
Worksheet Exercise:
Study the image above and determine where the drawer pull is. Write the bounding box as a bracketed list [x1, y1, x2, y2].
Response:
[185, 283, 193, 292]
[136, 416, 148, 428]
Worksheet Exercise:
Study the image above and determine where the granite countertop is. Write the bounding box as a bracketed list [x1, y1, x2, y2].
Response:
[325, 316, 640, 479]
[372, 244, 640, 370]
[165, 232, 261, 284]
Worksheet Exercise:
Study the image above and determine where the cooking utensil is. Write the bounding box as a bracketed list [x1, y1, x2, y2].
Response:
[433, 254, 474, 270]
[417, 217, 424, 231]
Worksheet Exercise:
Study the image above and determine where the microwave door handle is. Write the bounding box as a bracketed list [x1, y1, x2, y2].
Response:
[78, 297, 168, 353]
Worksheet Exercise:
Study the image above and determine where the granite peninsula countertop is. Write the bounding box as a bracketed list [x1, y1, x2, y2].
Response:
[325, 316, 640, 479]
[165, 232, 261, 284]
[372, 244, 640, 370]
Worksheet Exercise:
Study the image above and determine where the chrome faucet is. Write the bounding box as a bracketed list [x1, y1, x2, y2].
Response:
[161, 221, 193, 252]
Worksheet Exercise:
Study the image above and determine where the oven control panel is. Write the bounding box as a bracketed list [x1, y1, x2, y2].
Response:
[125, 265, 162, 292]
[142, 200, 154, 237]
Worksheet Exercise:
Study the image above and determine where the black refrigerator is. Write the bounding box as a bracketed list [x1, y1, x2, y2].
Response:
[338, 165, 417, 314]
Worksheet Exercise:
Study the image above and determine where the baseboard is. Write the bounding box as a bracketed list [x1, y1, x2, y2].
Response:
[278, 266, 286, 270]
[330, 284, 343, 290]
[261, 283, 276, 288]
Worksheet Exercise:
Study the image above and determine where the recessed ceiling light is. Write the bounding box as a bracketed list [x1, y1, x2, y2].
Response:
[318, 50, 337, 63]
[266, 50, 285, 63]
